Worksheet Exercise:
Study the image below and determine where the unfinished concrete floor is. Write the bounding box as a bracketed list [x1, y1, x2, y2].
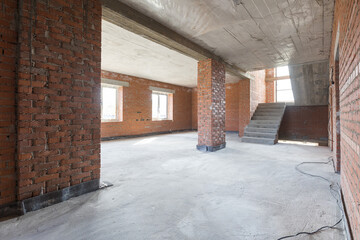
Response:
[0, 132, 344, 240]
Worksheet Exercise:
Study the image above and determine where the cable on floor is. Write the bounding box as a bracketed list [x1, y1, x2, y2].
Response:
[277, 157, 344, 240]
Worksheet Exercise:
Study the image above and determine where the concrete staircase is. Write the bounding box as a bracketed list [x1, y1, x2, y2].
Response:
[241, 103, 286, 145]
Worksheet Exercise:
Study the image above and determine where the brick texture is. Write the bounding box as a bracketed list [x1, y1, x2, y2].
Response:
[239, 70, 266, 136]
[238, 79, 250, 136]
[0, 0, 17, 205]
[192, 82, 240, 132]
[197, 59, 225, 148]
[330, 1, 360, 238]
[192, 88, 197, 130]
[15, 0, 101, 201]
[225, 83, 239, 131]
[192, 70, 266, 135]
[250, 70, 266, 116]
[279, 106, 328, 142]
[101, 70, 192, 138]
[265, 68, 275, 103]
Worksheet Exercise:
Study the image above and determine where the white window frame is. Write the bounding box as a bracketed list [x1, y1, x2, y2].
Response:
[274, 66, 294, 103]
[152, 91, 170, 121]
[101, 83, 123, 122]
[276, 79, 294, 103]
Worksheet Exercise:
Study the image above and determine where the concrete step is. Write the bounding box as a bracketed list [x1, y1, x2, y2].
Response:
[241, 136, 276, 145]
[252, 115, 282, 120]
[245, 127, 278, 133]
[256, 106, 285, 110]
[247, 122, 279, 128]
[257, 103, 286, 108]
[243, 131, 277, 139]
[250, 120, 281, 124]
[253, 111, 284, 117]
[242, 103, 285, 145]
[256, 107, 284, 111]
[258, 102, 286, 106]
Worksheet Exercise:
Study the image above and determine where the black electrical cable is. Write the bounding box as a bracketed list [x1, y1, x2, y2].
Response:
[276, 157, 344, 240]
[277, 219, 342, 240]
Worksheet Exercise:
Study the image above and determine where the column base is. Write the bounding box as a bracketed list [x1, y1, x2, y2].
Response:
[196, 143, 226, 152]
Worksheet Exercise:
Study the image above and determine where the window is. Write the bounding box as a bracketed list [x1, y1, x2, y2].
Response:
[275, 66, 289, 77]
[152, 91, 173, 120]
[277, 79, 294, 103]
[275, 66, 294, 103]
[101, 84, 123, 122]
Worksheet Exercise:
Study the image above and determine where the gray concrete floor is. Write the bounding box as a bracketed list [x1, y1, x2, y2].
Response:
[0, 132, 344, 240]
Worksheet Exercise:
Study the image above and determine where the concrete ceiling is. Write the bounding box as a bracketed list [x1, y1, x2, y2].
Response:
[101, 20, 198, 87]
[102, 20, 239, 88]
[116, 0, 334, 71]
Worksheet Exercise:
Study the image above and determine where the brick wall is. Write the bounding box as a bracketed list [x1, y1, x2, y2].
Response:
[279, 106, 328, 142]
[101, 70, 192, 138]
[192, 82, 241, 132]
[238, 79, 250, 136]
[330, 1, 360, 237]
[0, 0, 17, 205]
[14, 0, 101, 201]
[250, 70, 266, 116]
[197, 59, 225, 148]
[192, 88, 197, 130]
[239, 70, 266, 136]
[225, 83, 239, 132]
[265, 69, 275, 103]
[193, 82, 242, 132]
[192, 70, 266, 135]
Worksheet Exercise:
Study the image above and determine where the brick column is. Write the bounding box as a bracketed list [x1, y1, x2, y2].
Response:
[16, 0, 101, 203]
[197, 59, 225, 152]
[238, 79, 251, 137]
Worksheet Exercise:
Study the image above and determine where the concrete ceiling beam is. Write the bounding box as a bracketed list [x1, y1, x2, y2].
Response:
[101, 0, 254, 80]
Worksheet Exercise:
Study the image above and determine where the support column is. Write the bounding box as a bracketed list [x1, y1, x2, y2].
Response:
[197, 59, 226, 152]
[14, 0, 101, 211]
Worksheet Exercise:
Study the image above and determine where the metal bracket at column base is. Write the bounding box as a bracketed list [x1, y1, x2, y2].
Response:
[196, 143, 226, 152]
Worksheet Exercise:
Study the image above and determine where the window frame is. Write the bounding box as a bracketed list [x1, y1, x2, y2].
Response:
[274, 66, 294, 103]
[151, 91, 173, 121]
[276, 78, 294, 103]
[275, 66, 290, 78]
[101, 83, 123, 123]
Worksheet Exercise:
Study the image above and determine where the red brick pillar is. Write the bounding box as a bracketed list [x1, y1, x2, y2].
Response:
[238, 79, 251, 137]
[15, 0, 101, 205]
[197, 59, 226, 152]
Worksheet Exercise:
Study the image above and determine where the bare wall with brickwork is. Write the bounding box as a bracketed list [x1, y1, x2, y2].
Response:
[225, 83, 239, 132]
[0, 0, 102, 206]
[101, 70, 192, 138]
[279, 106, 328, 142]
[0, 0, 17, 206]
[330, 1, 360, 238]
[265, 69, 275, 103]
[192, 83, 239, 132]
[192, 70, 266, 135]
